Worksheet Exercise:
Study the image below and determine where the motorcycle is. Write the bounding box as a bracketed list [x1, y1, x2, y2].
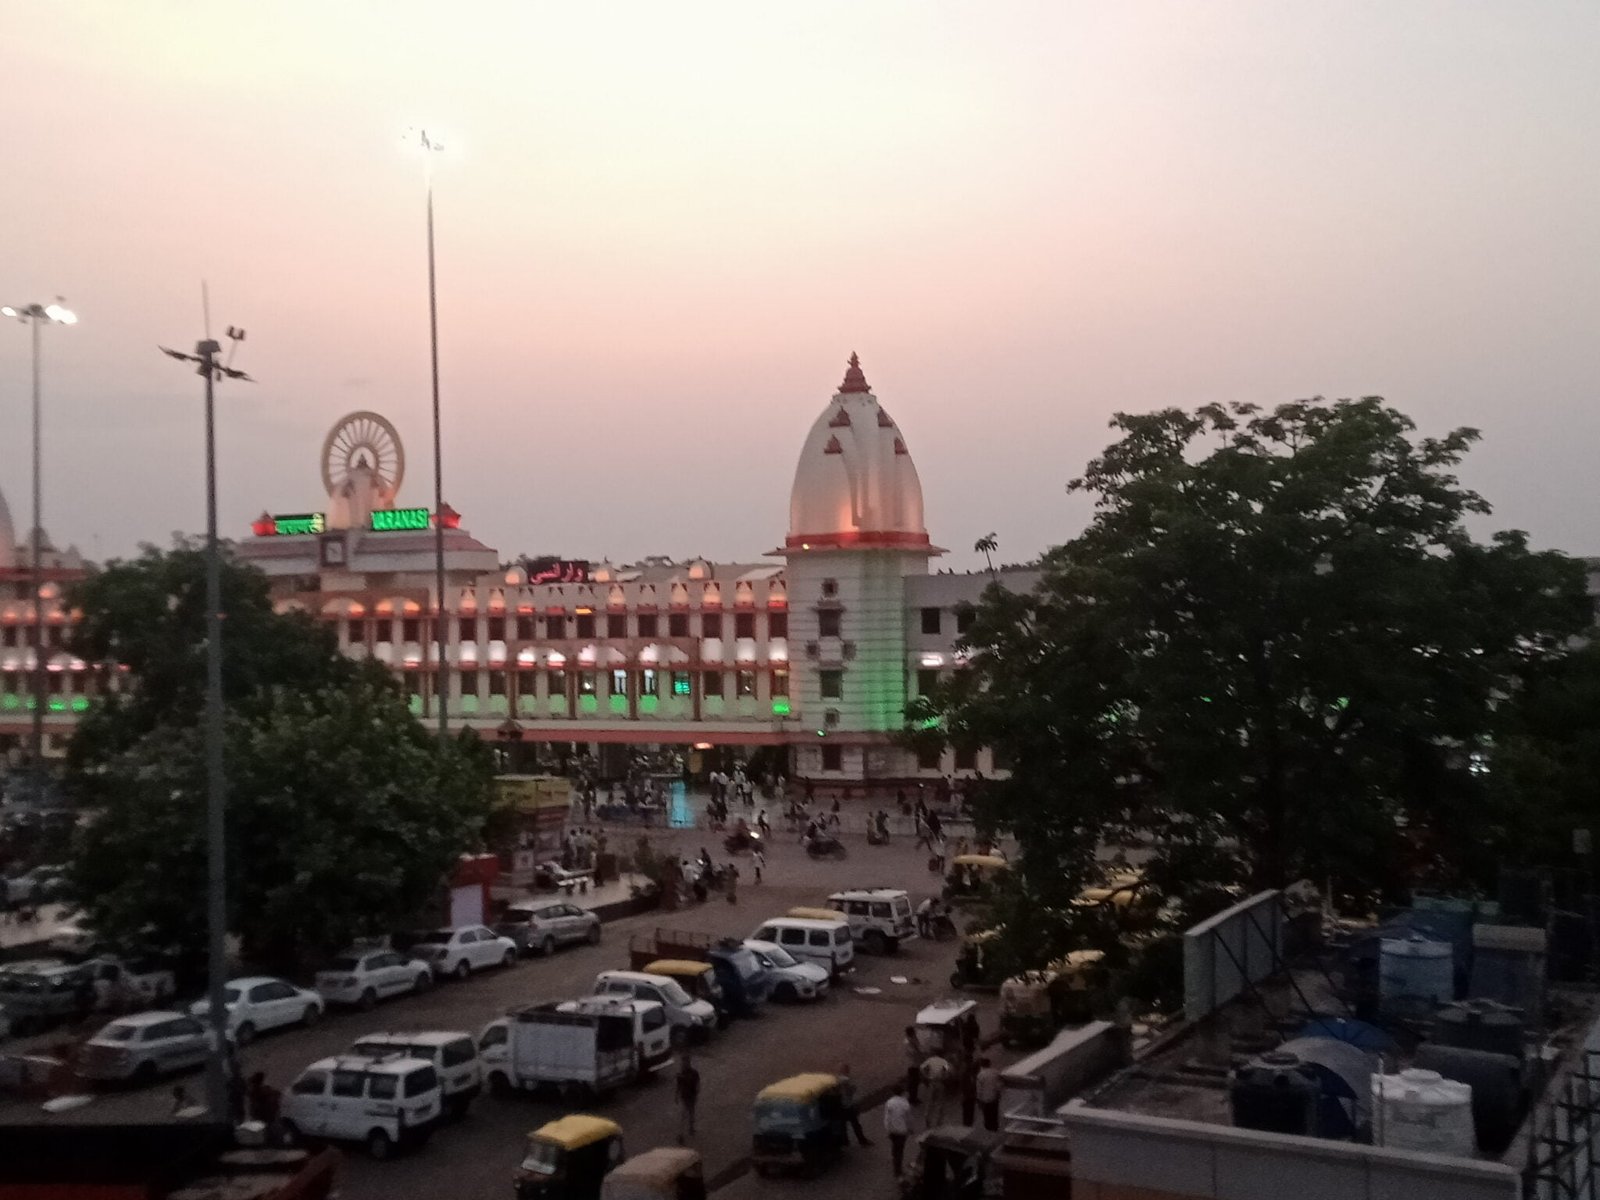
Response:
[804, 834, 847, 860]
[724, 828, 762, 854]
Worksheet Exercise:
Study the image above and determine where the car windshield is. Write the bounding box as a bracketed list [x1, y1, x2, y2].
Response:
[656, 979, 692, 1006]
[413, 931, 451, 945]
[99, 1024, 139, 1042]
[327, 957, 361, 972]
[222, 987, 241, 1003]
[760, 946, 797, 968]
[521, 1140, 561, 1175]
[757, 1099, 817, 1130]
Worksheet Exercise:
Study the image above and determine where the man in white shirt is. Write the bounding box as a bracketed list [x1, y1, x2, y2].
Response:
[882, 1083, 913, 1175]
[921, 1051, 953, 1127]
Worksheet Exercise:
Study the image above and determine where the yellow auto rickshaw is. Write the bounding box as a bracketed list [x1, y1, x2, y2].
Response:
[642, 959, 727, 1026]
[943, 855, 1009, 903]
[950, 928, 1007, 990]
[751, 1073, 846, 1177]
[515, 1115, 626, 1200]
[600, 1147, 705, 1200]
[999, 949, 1112, 1046]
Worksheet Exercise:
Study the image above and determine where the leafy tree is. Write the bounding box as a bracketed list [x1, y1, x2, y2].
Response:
[65, 543, 495, 973]
[912, 399, 1590, 970]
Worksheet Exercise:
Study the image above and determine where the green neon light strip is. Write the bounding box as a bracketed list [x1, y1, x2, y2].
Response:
[275, 513, 326, 536]
[371, 508, 431, 532]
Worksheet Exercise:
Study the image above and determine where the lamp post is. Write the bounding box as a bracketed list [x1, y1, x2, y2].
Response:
[1, 300, 77, 793]
[158, 325, 250, 1120]
[406, 128, 450, 743]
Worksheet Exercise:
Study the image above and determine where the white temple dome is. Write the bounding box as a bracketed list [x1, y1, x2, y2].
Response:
[786, 354, 928, 551]
[0, 482, 15, 569]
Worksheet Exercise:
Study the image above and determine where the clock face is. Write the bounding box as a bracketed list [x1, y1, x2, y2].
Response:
[320, 535, 346, 567]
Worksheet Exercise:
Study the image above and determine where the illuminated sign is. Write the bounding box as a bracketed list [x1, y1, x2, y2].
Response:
[526, 557, 590, 585]
[371, 507, 431, 532]
[254, 512, 326, 537]
[771, 699, 791, 716]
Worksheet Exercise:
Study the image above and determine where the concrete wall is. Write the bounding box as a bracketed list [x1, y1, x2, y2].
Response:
[1059, 1106, 1519, 1200]
[1183, 891, 1283, 1023]
[1001, 1021, 1127, 1119]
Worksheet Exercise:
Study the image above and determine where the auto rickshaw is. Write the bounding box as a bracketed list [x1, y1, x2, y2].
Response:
[600, 1147, 705, 1200]
[915, 997, 980, 1059]
[949, 929, 1007, 990]
[515, 1115, 626, 1200]
[751, 1072, 846, 1177]
[943, 855, 1009, 903]
[899, 1125, 1003, 1200]
[642, 959, 728, 1026]
[998, 949, 1111, 1046]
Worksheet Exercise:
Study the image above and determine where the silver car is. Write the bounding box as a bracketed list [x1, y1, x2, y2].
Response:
[80, 1011, 212, 1084]
[495, 901, 601, 957]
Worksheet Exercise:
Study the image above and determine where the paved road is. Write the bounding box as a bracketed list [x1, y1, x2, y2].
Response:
[2, 830, 984, 1199]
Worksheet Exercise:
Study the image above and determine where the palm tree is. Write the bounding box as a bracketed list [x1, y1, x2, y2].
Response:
[974, 533, 998, 581]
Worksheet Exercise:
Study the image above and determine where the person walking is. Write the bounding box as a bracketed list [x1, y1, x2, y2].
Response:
[751, 846, 765, 883]
[916, 896, 935, 939]
[836, 1062, 874, 1146]
[676, 1054, 700, 1142]
[921, 1050, 952, 1127]
[883, 1084, 913, 1176]
[975, 1058, 1003, 1131]
[903, 1026, 923, 1105]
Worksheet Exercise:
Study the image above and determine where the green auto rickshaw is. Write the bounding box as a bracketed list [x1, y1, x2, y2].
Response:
[751, 1073, 846, 1177]
[515, 1115, 626, 1200]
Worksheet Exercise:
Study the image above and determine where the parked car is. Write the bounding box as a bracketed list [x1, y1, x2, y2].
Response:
[81, 955, 178, 1011]
[496, 901, 602, 957]
[348, 1030, 481, 1118]
[592, 970, 716, 1046]
[0, 960, 95, 1035]
[188, 976, 323, 1044]
[748, 916, 855, 978]
[79, 1011, 213, 1085]
[280, 1054, 442, 1159]
[316, 949, 433, 1009]
[823, 888, 917, 953]
[408, 927, 519, 980]
[744, 939, 830, 1003]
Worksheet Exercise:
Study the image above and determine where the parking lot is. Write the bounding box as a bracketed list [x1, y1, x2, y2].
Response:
[0, 827, 988, 1199]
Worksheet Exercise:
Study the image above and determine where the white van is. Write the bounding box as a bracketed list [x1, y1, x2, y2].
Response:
[592, 970, 717, 1045]
[280, 1054, 441, 1159]
[749, 916, 854, 977]
[347, 1030, 481, 1118]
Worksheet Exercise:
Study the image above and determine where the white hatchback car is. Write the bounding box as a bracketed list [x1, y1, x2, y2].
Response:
[280, 1054, 441, 1159]
[80, 1011, 213, 1084]
[408, 927, 519, 980]
[743, 939, 831, 1003]
[316, 949, 434, 1009]
[188, 976, 323, 1044]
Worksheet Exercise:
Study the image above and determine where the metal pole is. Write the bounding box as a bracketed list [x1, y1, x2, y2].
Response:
[200, 339, 229, 1120]
[427, 174, 447, 741]
[28, 317, 44, 783]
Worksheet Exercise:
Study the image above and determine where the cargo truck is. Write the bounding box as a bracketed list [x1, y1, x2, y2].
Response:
[481, 1002, 637, 1099]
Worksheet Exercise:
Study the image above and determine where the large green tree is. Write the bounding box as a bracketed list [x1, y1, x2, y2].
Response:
[913, 399, 1590, 969]
[65, 542, 495, 973]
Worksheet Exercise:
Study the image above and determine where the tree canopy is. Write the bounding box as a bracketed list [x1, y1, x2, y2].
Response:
[65, 542, 495, 973]
[912, 399, 1591, 975]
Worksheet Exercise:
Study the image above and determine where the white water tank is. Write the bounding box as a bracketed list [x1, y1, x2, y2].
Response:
[1380, 934, 1453, 1007]
[1371, 1068, 1475, 1157]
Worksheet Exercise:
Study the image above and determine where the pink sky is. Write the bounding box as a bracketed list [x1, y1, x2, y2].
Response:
[3, 2, 1597, 569]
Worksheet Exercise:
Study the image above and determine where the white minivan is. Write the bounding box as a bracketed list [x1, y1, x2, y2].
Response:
[347, 1030, 481, 1118]
[280, 1055, 442, 1159]
[748, 917, 854, 977]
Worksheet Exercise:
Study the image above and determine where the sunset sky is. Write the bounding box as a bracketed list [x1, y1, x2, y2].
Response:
[3, 2, 1597, 569]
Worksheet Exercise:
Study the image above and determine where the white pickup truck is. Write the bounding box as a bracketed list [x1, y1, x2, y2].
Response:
[478, 1001, 645, 1099]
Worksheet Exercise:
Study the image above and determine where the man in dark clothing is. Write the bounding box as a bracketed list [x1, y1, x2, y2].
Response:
[676, 1055, 700, 1142]
[837, 1062, 873, 1146]
[903, 1025, 923, 1104]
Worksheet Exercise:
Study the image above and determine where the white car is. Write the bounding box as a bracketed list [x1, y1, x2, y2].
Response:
[188, 976, 323, 1044]
[347, 1030, 481, 1118]
[79, 1011, 213, 1084]
[592, 970, 717, 1046]
[744, 939, 831, 1003]
[316, 949, 434, 1009]
[280, 1054, 442, 1159]
[495, 901, 602, 957]
[408, 927, 519, 980]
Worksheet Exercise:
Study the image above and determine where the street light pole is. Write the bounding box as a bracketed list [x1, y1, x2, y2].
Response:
[1, 301, 77, 795]
[159, 325, 250, 1121]
[415, 129, 449, 743]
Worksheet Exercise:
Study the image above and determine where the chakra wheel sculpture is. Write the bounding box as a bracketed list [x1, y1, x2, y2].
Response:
[321, 411, 405, 507]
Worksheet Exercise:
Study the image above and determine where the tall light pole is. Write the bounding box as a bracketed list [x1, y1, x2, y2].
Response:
[1, 300, 77, 794]
[159, 322, 251, 1120]
[409, 128, 450, 742]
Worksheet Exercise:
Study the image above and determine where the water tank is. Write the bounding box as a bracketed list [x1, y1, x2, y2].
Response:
[1414, 1043, 1525, 1154]
[1231, 1038, 1376, 1140]
[1372, 1069, 1475, 1157]
[1295, 1016, 1396, 1054]
[1435, 999, 1525, 1060]
[1380, 934, 1453, 1009]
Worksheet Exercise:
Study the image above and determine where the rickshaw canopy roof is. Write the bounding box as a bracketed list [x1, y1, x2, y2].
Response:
[532, 1115, 622, 1150]
[917, 997, 979, 1027]
[919, 1125, 1004, 1155]
[964, 928, 1001, 945]
[758, 1072, 839, 1102]
[786, 906, 843, 922]
[643, 959, 713, 977]
[952, 854, 1008, 870]
[602, 1147, 701, 1197]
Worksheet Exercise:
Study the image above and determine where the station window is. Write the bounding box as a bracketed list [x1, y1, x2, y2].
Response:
[637, 613, 658, 638]
[921, 607, 941, 635]
[607, 613, 627, 639]
[575, 614, 595, 639]
[640, 669, 658, 696]
[517, 669, 537, 697]
[917, 669, 940, 695]
[821, 578, 838, 598]
[702, 613, 723, 638]
[548, 669, 568, 696]
[768, 611, 788, 638]
[0, 627, 14, 648]
[917, 745, 942, 771]
[545, 615, 564, 639]
[954, 746, 978, 771]
[735, 612, 755, 638]
[668, 613, 689, 637]
[459, 669, 480, 698]
[578, 671, 597, 696]
[821, 744, 843, 772]
[772, 669, 789, 697]
[489, 671, 507, 696]
[671, 671, 692, 696]
[820, 670, 843, 701]
[515, 616, 535, 640]
[458, 616, 478, 642]
[736, 670, 756, 698]
[609, 669, 628, 696]
[956, 607, 975, 635]
[818, 609, 842, 638]
[401, 618, 421, 642]
[704, 671, 725, 698]
[374, 618, 393, 644]
[487, 616, 506, 641]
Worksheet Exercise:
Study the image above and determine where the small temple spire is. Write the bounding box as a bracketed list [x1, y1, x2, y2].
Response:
[838, 351, 871, 395]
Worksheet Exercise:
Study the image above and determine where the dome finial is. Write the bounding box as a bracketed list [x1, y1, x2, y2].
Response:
[838, 351, 871, 395]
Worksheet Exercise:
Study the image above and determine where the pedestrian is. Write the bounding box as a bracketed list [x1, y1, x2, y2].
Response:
[837, 1062, 874, 1146]
[751, 846, 765, 883]
[725, 864, 738, 905]
[757, 809, 770, 838]
[676, 1054, 700, 1142]
[903, 1025, 924, 1105]
[961, 1010, 980, 1059]
[975, 1057, 1003, 1131]
[883, 1083, 913, 1176]
[916, 896, 934, 939]
[921, 1050, 952, 1127]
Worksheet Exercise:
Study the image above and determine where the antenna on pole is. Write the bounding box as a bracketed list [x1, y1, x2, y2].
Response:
[201, 280, 212, 341]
